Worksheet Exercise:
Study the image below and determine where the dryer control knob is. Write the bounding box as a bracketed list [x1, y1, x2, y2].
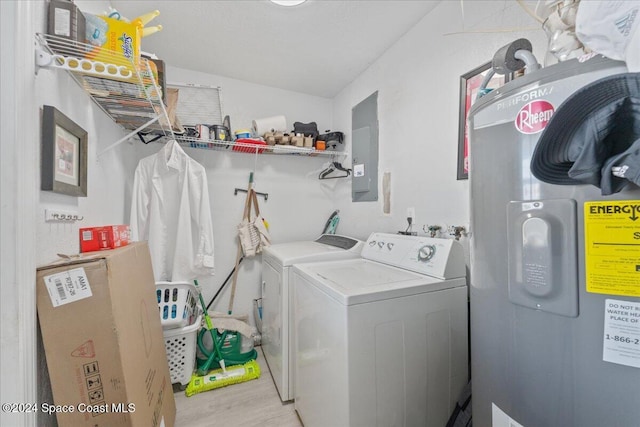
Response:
[378, 241, 384, 248]
[418, 245, 436, 262]
[386, 243, 394, 251]
[369, 240, 377, 246]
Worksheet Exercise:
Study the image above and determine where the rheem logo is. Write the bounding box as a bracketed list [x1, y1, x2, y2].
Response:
[515, 100, 555, 134]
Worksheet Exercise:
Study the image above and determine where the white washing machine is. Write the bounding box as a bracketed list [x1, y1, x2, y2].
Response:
[292, 232, 469, 427]
[261, 234, 363, 402]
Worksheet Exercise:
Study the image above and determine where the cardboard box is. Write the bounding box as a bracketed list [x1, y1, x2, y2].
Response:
[84, 14, 141, 73]
[143, 56, 166, 104]
[47, 0, 87, 56]
[36, 242, 176, 427]
[79, 225, 130, 253]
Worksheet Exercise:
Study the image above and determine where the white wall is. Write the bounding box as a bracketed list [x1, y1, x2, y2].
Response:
[34, 67, 141, 263]
[132, 66, 336, 322]
[35, 0, 139, 261]
[332, 1, 548, 252]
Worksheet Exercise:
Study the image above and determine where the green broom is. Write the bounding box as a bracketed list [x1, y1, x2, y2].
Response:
[185, 280, 260, 397]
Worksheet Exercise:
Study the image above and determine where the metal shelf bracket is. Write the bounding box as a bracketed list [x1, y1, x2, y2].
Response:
[234, 188, 268, 201]
[97, 116, 160, 158]
[35, 33, 175, 159]
[35, 47, 133, 80]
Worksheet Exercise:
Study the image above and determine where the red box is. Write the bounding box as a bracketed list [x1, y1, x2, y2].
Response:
[80, 225, 130, 253]
[233, 138, 267, 153]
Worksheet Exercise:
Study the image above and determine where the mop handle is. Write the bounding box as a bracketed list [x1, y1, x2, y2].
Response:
[206, 256, 244, 310]
[194, 280, 213, 330]
[194, 280, 227, 373]
[227, 242, 243, 314]
[228, 172, 255, 315]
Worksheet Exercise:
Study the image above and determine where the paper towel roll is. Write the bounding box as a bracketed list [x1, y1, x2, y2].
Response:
[252, 115, 287, 136]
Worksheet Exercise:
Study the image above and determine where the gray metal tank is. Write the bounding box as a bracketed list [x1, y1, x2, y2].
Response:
[468, 56, 640, 427]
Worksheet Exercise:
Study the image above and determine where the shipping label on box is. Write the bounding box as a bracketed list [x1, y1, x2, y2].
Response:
[43, 267, 92, 307]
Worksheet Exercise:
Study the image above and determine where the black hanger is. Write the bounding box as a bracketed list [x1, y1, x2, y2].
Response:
[319, 162, 352, 180]
[137, 131, 164, 144]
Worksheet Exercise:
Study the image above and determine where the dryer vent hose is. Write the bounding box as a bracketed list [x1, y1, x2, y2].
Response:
[492, 38, 540, 75]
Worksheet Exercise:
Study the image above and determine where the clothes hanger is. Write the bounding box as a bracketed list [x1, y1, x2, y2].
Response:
[319, 161, 352, 180]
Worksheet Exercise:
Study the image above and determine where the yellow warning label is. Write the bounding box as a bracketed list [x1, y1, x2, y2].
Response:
[584, 200, 640, 297]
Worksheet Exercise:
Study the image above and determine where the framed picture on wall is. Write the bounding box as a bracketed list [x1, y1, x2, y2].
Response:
[41, 105, 88, 197]
[457, 62, 509, 180]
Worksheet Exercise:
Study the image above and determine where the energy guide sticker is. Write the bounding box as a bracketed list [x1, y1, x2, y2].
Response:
[584, 200, 640, 297]
[44, 267, 92, 307]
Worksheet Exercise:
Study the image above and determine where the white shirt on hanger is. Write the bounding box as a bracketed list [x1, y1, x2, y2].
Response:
[130, 140, 215, 281]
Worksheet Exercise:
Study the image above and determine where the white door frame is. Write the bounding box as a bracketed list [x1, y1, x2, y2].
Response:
[1, 1, 38, 426]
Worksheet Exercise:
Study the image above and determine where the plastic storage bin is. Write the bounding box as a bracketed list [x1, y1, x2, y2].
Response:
[163, 313, 202, 386]
[156, 281, 199, 329]
[233, 138, 267, 153]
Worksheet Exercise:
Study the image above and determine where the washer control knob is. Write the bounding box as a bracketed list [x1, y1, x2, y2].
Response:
[378, 241, 384, 248]
[386, 243, 394, 251]
[418, 245, 436, 262]
[369, 240, 377, 247]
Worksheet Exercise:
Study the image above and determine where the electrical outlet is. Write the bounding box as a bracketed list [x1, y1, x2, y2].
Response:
[407, 207, 416, 224]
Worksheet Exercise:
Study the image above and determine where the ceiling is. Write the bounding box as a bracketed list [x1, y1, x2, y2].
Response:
[110, 0, 441, 98]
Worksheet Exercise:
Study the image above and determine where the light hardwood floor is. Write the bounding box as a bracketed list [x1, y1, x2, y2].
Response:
[173, 347, 302, 427]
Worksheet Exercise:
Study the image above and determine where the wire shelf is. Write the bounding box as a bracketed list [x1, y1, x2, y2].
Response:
[172, 135, 346, 157]
[35, 33, 174, 140]
[35, 33, 346, 159]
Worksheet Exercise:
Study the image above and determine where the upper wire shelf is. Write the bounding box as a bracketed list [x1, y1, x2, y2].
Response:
[35, 33, 174, 152]
[35, 33, 345, 159]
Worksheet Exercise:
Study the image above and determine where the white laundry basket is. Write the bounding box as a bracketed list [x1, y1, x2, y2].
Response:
[156, 281, 199, 329]
[163, 313, 202, 386]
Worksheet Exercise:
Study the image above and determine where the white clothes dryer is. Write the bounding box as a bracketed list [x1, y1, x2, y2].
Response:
[261, 234, 363, 402]
[292, 232, 468, 427]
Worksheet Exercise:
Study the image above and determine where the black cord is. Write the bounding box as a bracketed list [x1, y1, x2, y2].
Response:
[206, 257, 244, 310]
[405, 217, 413, 233]
[137, 132, 163, 144]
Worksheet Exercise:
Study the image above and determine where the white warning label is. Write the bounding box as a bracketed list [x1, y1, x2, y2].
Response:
[603, 299, 640, 369]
